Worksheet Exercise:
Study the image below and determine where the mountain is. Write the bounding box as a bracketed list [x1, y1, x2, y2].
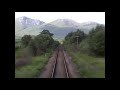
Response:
[49, 20, 98, 35]
[79, 21, 98, 28]
[16, 16, 45, 26]
[78, 21, 99, 34]
[15, 16, 45, 32]
[49, 19, 80, 28]
[15, 17, 100, 39]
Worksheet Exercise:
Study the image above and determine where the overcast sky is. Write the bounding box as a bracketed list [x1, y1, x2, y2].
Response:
[15, 12, 105, 24]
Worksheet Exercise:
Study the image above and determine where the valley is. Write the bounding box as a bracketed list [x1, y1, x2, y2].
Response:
[15, 16, 100, 39]
[15, 12, 105, 78]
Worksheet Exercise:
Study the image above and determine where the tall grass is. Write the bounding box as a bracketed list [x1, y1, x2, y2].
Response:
[15, 53, 50, 78]
[15, 48, 26, 59]
[69, 51, 105, 78]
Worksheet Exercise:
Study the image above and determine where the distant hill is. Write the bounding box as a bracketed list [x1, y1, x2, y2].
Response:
[15, 16, 45, 32]
[49, 19, 80, 28]
[15, 16, 102, 39]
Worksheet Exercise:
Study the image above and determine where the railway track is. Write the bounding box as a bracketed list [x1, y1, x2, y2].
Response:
[51, 46, 69, 78]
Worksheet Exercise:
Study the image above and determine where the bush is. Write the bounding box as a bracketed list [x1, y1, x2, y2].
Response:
[28, 39, 37, 56]
[21, 35, 32, 47]
[88, 25, 105, 56]
[15, 46, 20, 50]
[79, 38, 90, 54]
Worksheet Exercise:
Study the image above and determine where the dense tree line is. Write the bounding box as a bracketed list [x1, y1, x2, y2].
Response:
[20, 30, 60, 56]
[63, 25, 105, 56]
[88, 25, 105, 56]
[64, 29, 87, 44]
[21, 35, 32, 47]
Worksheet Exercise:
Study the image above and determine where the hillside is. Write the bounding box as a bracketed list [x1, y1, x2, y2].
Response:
[15, 16, 100, 39]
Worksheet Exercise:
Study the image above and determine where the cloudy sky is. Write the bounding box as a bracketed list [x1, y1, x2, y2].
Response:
[15, 12, 105, 24]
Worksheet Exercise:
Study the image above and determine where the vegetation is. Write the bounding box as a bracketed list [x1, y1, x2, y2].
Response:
[15, 39, 21, 50]
[15, 48, 26, 59]
[63, 24, 105, 78]
[88, 25, 105, 56]
[64, 29, 87, 45]
[68, 51, 105, 78]
[21, 35, 32, 47]
[64, 25, 105, 56]
[28, 30, 60, 56]
[15, 24, 105, 78]
[15, 30, 60, 78]
[15, 53, 51, 78]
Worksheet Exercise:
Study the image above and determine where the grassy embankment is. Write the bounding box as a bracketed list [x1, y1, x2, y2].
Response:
[15, 54, 51, 78]
[65, 48, 105, 78]
[15, 42, 52, 78]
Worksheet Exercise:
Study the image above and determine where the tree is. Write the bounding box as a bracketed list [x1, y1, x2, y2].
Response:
[88, 25, 105, 56]
[64, 29, 87, 51]
[52, 40, 60, 49]
[28, 39, 37, 56]
[28, 30, 59, 56]
[21, 35, 32, 47]
[34, 34, 54, 55]
[64, 29, 86, 44]
[64, 24, 105, 56]
[41, 30, 53, 37]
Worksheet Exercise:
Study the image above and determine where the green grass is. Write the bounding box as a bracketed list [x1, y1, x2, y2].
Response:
[15, 53, 50, 78]
[68, 51, 105, 78]
[15, 48, 26, 59]
[15, 40, 22, 58]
